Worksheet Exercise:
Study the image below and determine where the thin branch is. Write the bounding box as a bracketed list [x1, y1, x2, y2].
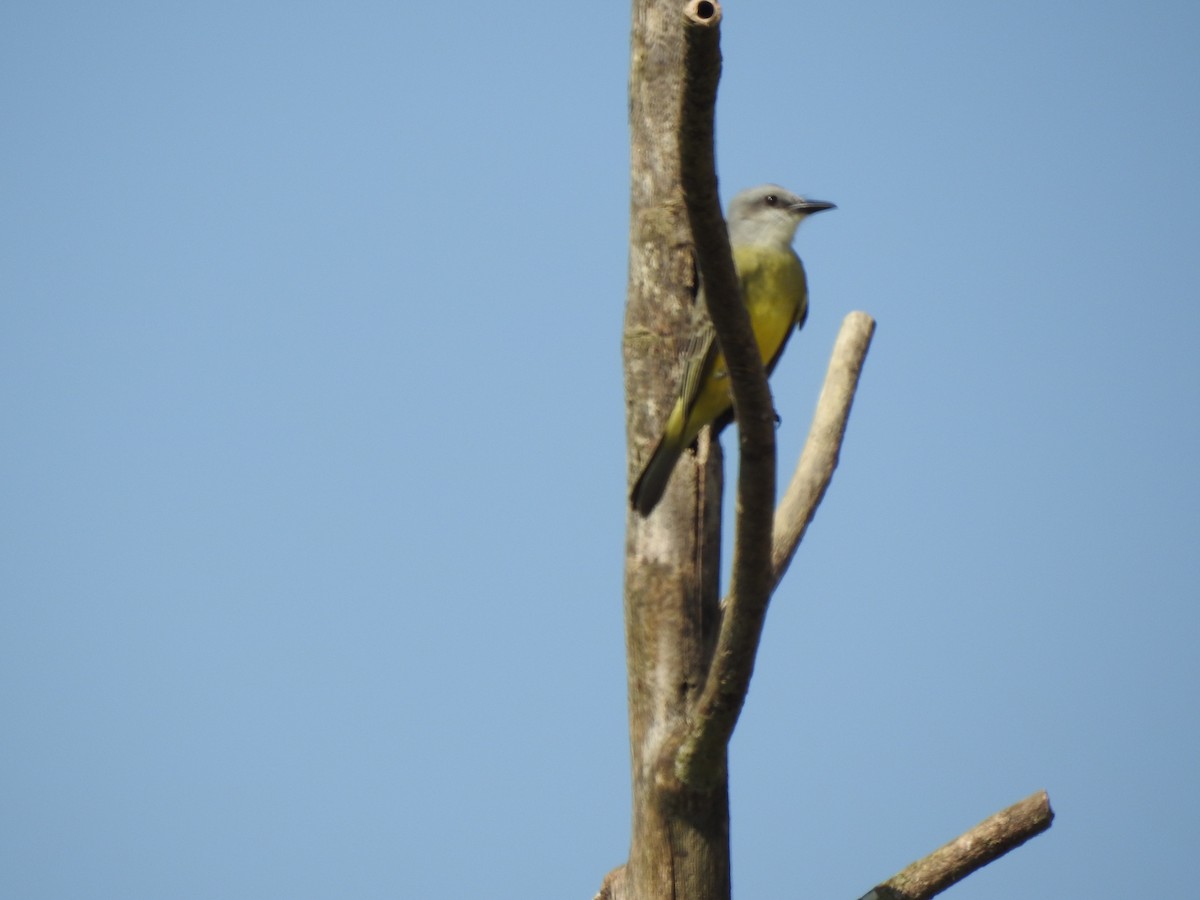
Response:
[679, 0, 763, 483]
[675, 0, 780, 792]
[771, 311, 875, 588]
[678, 2, 777, 538]
[858, 790, 1055, 900]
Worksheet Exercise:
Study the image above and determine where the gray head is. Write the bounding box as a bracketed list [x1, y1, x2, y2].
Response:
[726, 184, 835, 248]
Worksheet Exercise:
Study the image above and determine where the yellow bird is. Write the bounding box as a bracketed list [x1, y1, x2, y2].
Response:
[631, 184, 834, 516]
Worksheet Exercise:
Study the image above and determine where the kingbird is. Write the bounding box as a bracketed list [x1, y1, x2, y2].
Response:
[630, 184, 834, 517]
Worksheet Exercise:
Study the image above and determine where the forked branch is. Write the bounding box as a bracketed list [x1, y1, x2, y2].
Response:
[674, 313, 875, 787]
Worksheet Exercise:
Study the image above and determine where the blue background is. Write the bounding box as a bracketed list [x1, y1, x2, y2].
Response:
[3, 1, 1197, 897]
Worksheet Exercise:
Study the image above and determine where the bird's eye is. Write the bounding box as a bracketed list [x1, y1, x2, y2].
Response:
[764, 194, 778, 206]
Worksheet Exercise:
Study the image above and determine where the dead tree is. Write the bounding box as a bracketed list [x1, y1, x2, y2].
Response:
[600, 2, 1054, 899]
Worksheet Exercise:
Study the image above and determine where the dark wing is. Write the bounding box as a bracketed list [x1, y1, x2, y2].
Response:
[675, 314, 719, 420]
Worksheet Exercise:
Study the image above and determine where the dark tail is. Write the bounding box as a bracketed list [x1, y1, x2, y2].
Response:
[630, 436, 683, 517]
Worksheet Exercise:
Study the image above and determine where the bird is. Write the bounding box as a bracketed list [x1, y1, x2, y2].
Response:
[630, 184, 834, 517]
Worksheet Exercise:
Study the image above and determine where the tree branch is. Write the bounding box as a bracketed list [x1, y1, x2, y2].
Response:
[858, 790, 1055, 900]
[678, 2, 777, 538]
[772, 311, 875, 588]
[674, 0, 780, 792]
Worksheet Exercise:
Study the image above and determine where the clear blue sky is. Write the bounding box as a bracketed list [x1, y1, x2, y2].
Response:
[3, 2, 1197, 897]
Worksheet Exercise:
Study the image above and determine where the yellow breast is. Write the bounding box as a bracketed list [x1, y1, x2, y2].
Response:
[732, 243, 807, 364]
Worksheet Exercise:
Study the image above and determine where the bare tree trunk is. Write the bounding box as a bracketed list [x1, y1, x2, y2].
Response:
[621, 0, 731, 896]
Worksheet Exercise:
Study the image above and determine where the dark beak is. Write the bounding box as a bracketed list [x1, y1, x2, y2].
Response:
[792, 199, 836, 214]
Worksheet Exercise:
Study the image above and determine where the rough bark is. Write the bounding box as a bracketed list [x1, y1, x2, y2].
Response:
[622, 0, 730, 896]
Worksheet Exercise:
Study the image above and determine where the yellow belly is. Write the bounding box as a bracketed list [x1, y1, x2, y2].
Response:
[677, 244, 807, 445]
